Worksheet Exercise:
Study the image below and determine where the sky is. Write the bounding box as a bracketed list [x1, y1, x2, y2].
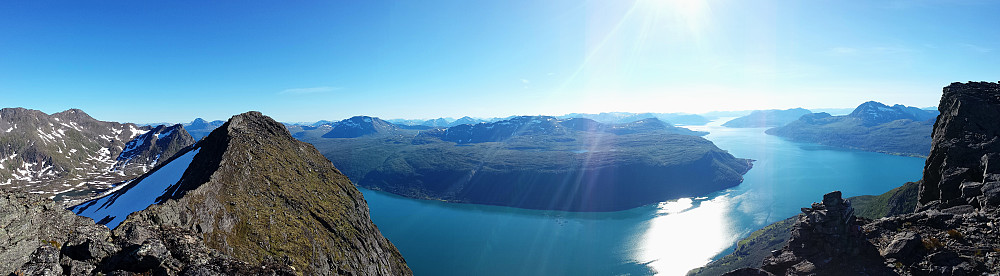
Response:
[1, 0, 999, 123]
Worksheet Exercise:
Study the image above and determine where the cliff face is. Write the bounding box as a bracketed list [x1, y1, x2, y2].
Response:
[728, 82, 1000, 275]
[919, 82, 1000, 209]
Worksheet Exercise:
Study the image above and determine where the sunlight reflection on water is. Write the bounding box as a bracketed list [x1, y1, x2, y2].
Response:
[636, 195, 740, 275]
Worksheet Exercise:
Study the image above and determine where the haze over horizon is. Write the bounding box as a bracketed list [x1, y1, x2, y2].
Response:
[2, 0, 998, 123]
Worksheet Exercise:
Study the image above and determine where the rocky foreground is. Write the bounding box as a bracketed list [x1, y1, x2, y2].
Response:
[726, 82, 1000, 275]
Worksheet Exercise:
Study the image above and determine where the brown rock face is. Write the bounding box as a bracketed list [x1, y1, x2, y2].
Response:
[919, 81, 1000, 209]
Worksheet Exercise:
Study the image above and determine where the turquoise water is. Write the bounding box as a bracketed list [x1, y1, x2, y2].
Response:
[360, 123, 926, 275]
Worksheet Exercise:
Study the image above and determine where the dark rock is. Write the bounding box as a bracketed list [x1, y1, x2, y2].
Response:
[131, 238, 170, 269]
[960, 182, 983, 198]
[721, 267, 776, 276]
[880, 232, 923, 263]
[760, 191, 891, 275]
[980, 181, 1000, 206]
[0, 190, 102, 275]
[928, 251, 962, 266]
[919, 82, 1000, 208]
[942, 205, 976, 215]
[17, 245, 62, 276]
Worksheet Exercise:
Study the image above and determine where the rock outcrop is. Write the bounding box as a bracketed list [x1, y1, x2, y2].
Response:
[1, 189, 294, 276]
[919, 81, 1000, 209]
[754, 191, 890, 275]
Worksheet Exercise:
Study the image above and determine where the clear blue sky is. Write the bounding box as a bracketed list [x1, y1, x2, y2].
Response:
[2, 0, 998, 123]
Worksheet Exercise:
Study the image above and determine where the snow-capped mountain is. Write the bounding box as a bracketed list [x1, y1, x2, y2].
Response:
[0, 108, 194, 203]
[111, 124, 195, 176]
[848, 101, 939, 126]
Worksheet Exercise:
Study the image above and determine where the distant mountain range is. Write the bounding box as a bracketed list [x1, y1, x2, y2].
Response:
[293, 115, 749, 211]
[0, 108, 195, 204]
[722, 108, 813, 128]
[386, 116, 491, 128]
[766, 101, 938, 157]
[384, 112, 711, 129]
[558, 112, 711, 125]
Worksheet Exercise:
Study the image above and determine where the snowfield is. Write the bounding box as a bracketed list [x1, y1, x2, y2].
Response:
[71, 147, 200, 229]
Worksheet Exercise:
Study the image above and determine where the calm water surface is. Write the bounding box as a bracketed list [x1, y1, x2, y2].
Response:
[360, 121, 925, 275]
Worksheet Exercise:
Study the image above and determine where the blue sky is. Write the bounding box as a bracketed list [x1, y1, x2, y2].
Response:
[1, 0, 998, 123]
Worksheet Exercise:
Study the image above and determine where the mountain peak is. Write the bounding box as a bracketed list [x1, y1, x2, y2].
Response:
[848, 101, 926, 125]
[224, 111, 286, 135]
[321, 115, 399, 138]
[72, 111, 411, 275]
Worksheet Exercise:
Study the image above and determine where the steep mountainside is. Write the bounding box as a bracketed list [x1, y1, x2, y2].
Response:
[766, 101, 934, 157]
[112, 124, 195, 177]
[723, 82, 1000, 275]
[72, 111, 411, 275]
[0, 108, 194, 203]
[721, 108, 812, 128]
[301, 116, 749, 212]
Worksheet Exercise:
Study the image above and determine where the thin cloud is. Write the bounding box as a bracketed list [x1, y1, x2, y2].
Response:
[521, 79, 530, 84]
[959, 43, 992, 53]
[279, 86, 343, 95]
[829, 47, 859, 55]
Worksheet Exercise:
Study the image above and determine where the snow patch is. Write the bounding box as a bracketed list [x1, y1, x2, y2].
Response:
[73, 147, 201, 229]
[128, 125, 148, 139]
